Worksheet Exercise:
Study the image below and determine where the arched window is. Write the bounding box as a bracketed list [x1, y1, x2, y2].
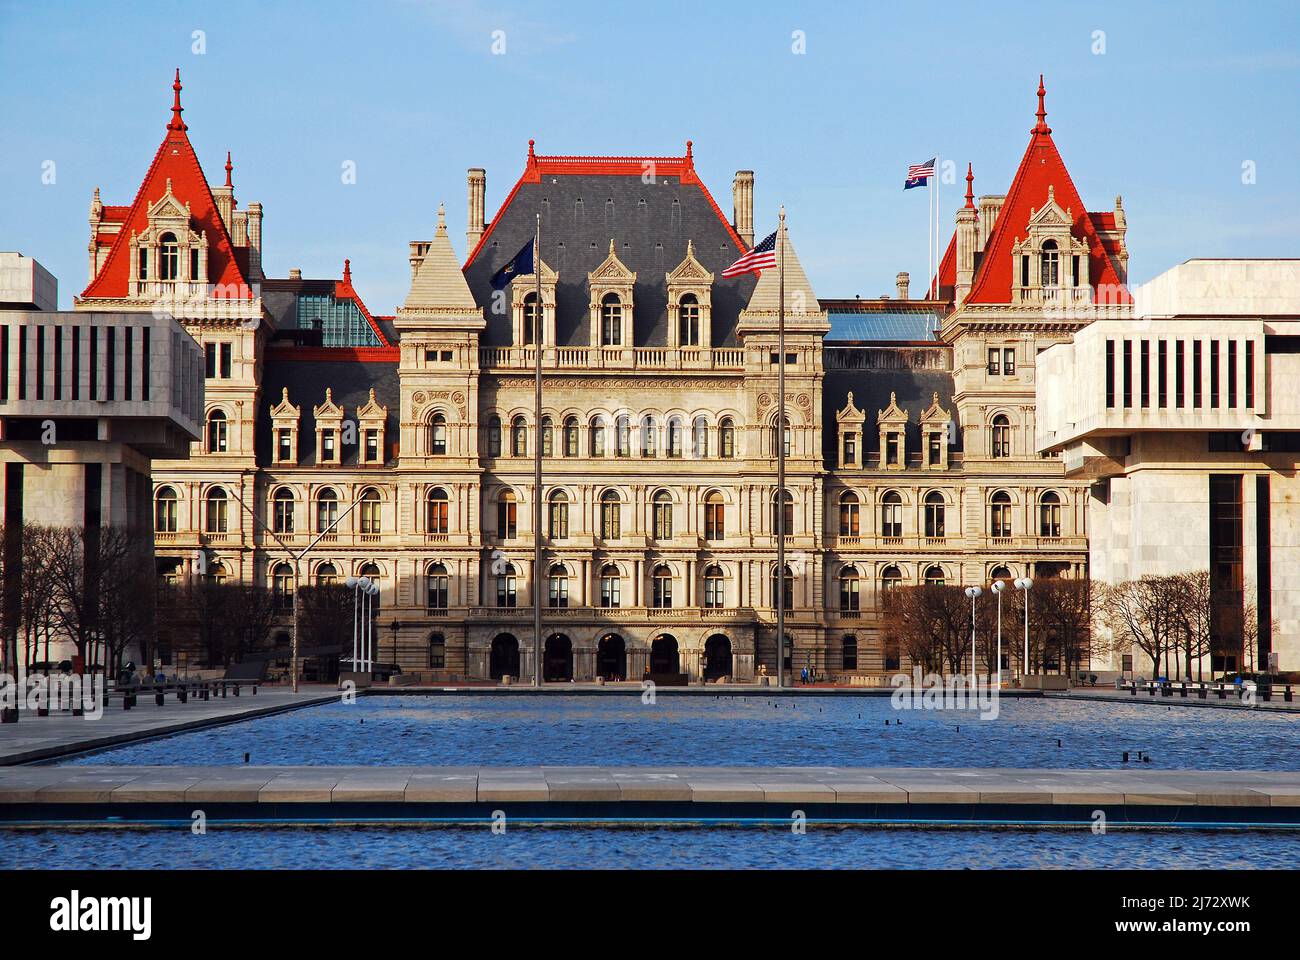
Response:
[496, 563, 517, 608]
[426, 487, 449, 535]
[667, 417, 684, 458]
[600, 564, 621, 608]
[316, 488, 339, 534]
[880, 490, 903, 538]
[428, 633, 446, 669]
[1039, 490, 1062, 537]
[703, 564, 725, 609]
[205, 487, 228, 533]
[548, 490, 569, 539]
[615, 415, 631, 457]
[487, 415, 502, 457]
[428, 413, 447, 456]
[208, 561, 227, 585]
[159, 232, 179, 281]
[653, 490, 673, 540]
[991, 414, 1011, 459]
[771, 489, 794, 536]
[426, 563, 448, 610]
[924, 490, 946, 538]
[206, 409, 227, 453]
[522, 292, 540, 346]
[720, 418, 736, 459]
[1040, 239, 1059, 288]
[839, 565, 860, 614]
[511, 416, 528, 457]
[881, 565, 903, 592]
[652, 565, 673, 609]
[497, 490, 517, 539]
[641, 416, 656, 457]
[771, 564, 794, 610]
[563, 417, 579, 457]
[692, 417, 709, 458]
[838, 491, 860, 536]
[772, 416, 792, 457]
[990, 565, 1012, 585]
[924, 565, 946, 586]
[540, 416, 554, 457]
[590, 416, 607, 456]
[601, 293, 623, 346]
[600, 490, 621, 540]
[155, 486, 178, 533]
[358, 488, 381, 535]
[315, 562, 338, 587]
[548, 563, 569, 608]
[704, 491, 725, 542]
[990, 490, 1012, 538]
[272, 562, 293, 610]
[273, 488, 295, 534]
[359, 562, 381, 597]
[679, 293, 700, 346]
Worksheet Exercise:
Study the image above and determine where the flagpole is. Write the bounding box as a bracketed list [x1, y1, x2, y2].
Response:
[777, 206, 786, 689]
[935, 155, 941, 299]
[533, 213, 543, 688]
[927, 166, 933, 300]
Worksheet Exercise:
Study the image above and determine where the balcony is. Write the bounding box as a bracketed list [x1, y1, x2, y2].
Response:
[479, 346, 745, 372]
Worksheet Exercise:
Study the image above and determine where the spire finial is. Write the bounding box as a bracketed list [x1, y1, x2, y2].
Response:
[528, 139, 536, 160]
[224, 151, 232, 187]
[685, 139, 693, 160]
[168, 68, 186, 132]
[609, 238, 616, 256]
[436, 202, 447, 235]
[1033, 74, 1051, 134]
[342, 259, 352, 285]
[964, 163, 975, 208]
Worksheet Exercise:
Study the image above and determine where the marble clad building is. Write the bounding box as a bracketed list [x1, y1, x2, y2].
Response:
[58, 70, 1294, 681]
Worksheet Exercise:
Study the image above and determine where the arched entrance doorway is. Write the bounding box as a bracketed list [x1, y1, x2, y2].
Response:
[650, 634, 679, 675]
[543, 633, 573, 682]
[596, 634, 626, 680]
[489, 634, 519, 680]
[704, 634, 732, 681]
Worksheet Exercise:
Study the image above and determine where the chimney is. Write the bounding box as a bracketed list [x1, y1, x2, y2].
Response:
[732, 170, 754, 247]
[955, 205, 979, 304]
[895, 271, 910, 301]
[245, 201, 264, 282]
[466, 168, 486, 253]
[288, 268, 301, 280]
[977, 195, 1005, 249]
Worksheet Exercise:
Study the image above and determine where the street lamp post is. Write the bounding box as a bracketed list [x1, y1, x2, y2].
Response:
[964, 585, 982, 691]
[1014, 577, 1034, 681]
[991, 579, 1007, 689]
[345, 576, 367, 671]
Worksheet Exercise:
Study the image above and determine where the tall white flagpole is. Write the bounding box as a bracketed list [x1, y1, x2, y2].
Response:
[927, 168, 933, 301]
[935, 155, 941, 299]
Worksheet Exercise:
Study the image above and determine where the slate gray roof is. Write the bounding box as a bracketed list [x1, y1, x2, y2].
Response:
[463, 174, 758, 348]
[822, 352, 961, 461]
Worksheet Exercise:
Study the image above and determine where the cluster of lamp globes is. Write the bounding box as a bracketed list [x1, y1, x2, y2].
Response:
[965, 577, 1033, 600]
[346, 576, 380, 597]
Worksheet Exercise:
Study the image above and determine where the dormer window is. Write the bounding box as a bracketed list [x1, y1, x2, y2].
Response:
[321, 429, 336, 461]
[679, 294, 700, 346]
[138, 249, 148, 280]
[589, 240, 636, 347]
[523, 293, 540, 345]
[160, 233, 180, 280]
[601, 293, 623, 346]
[1040, 239, 1059, 287]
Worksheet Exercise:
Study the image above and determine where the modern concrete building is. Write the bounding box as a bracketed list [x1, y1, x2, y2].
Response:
[1037, 259, 1300, 674]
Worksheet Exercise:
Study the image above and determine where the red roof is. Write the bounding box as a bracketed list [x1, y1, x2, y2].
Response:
[81, 70, 251, 301]
[464, 139, 747, 268]
[335, 258, 390, 346]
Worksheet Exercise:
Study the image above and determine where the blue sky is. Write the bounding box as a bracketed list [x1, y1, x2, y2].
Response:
[2, 0, 1297, 311]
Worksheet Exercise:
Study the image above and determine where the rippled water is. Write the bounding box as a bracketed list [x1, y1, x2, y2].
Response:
[66, 694, 1299, 770]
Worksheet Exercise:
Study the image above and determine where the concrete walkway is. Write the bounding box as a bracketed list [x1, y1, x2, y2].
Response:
[1047, 687, 1300, 712]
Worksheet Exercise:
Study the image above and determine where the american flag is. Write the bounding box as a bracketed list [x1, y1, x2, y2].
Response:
[721, 229, 777, 278]
[904, 157, 935, 189]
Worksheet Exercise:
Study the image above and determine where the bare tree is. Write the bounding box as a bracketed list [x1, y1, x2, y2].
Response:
[1098, 576, 1183, 679]
[19, 525, 60, 671]
[96, 527, 157, 678]
[296, 584, 354, 656]
[221, 582, 279, 665]
[1037, 578, 1095, 677]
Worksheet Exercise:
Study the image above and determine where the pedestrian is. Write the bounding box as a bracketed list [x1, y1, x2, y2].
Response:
[800, 666, 808, 685]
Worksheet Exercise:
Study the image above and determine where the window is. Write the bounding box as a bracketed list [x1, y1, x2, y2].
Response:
[771, 564, 794, 609]
[704, 565, 725, 608]
[191, 247, 200, 280]
[273, 489, 295, 534]
[205, 488, 228, 533]
[204, 342, 232, 379]
[548, 564, 569, 608]
[364, 429, 379, 463]
[990, 415, 1010, 459]
[653, 491, 673, 540]
[1003, 348, 1015, 376]
[1039, 491, 1062, 537]
[652, 566, 673, 609]
[987, 348, 1001, 376]
[273, 563, 293, 610]
[720, 418, 735, 458]
[496, 564, 517, 608]
[428, 633, 446, 669]
[488, 416, 502, 457]
[160, 233, 179, 281]
[1176, 340, 1186, 407]
[1122, 339, 1133, 407]
[511, 417, 528, 456]
[839, 492, 860, 536]
[321, 429, 336, 462]
[692, 417, 709, 459]
[989, 490, 1012, 538]
[277, 429, 293, 462]
[1210, 340, 1220, 408]
[1105, 339, 1115, 408]
[1040, 239, 1059, 287]
[427, 563, 448, 610]
[1157, 340, 1168, 408]
[773, 417, 792, 457]
[641, 416, 657, 457]
[667, 418, 683, 458]
[1193, 340, 1203, 407]
[316, 488, 339, 534]
[138, 247, 148, 280]
[1228, 340, 1237, 408]
[426, 487, 449, 535]
[540, 417, 554, 457]
[601, 293, 623, 346]
[924, 490, 945, 538]
[839, 565, 860, 613]
[880, 491, 902, 537]
[842, 636, 858, 670]
[497, 490, 518, 539]
[1140, 340, 1150, 407]
[590, 417, 607, 456]
[1020, 255, 1029, 288]
[600, 565, 621, 608]
[563, 417, 579, 457]
[428, 414, 447, 455]
[924, 565, 946, 586]
[315, 563, 338, 587]
[358, 488, 381, 535]
[1246, 341, 1255, 409]
[600, 490, 621, 540]
[522, 293, 540, 346]
[206, 410, 228, 453]
[927, 432, 941, 466]
[615, 415, 631, 457]
[885, 432, 899, 466]
[844, 432, 857, 466]
[548, 490, 569, 539]
[881, 565, 903, 592]
[772, 490, 794, 537]
[679, 294, 700, 346]
[704, 491, 725, 541]
[208, 562, 227, 586]
[155, 486, 178, 533]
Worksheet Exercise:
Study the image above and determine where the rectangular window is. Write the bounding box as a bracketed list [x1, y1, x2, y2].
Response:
[1245, 340, 1255, 409]
[987, 348, 1000, 376]
[1208, 474, 1244, 673]
[0, 325, 8, 402]
[205, 342, 216, 378]
[844, 433, 856, 466]
[1020, 255, 1029, 287]
[1071, 255, 1080, 286]
[364, 429, 379, 462]
[1256, 474, 1272, 669]
[53, 326, 63, 399]
[1175, 339, 1185, 407]
[17, 326, 27, 400]
[138, 249, 147, 280]
[1139, 340, 1150, 407]
[191, 247, 200, 280]
[35, 326, 44, 399]
[1003, 348, 1015, 376]
[1122, 339, 1132, 407]
[141, 326, 150, 401]
[322, 429, 336, 461]
[1227, 340, 1237, 408]
[886, 434, 899, 466]
[1157, 339, 1167, 408]
[220, 342, 232, 379]
[1105, 339, 1115, 408]
[278, 430, 292, 461]
[928, 433, 941, 466]
[1210, 340, 1220, 408]
[123, 327, 133, 401]
[1193, 340, 1203, 407]
[88, 327, 97, 400]
[106, 327, 116, 400]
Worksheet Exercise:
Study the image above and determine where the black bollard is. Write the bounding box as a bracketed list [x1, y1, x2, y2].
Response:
[1122, 751, 1129, 763]
[243, 752, 250, 764]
